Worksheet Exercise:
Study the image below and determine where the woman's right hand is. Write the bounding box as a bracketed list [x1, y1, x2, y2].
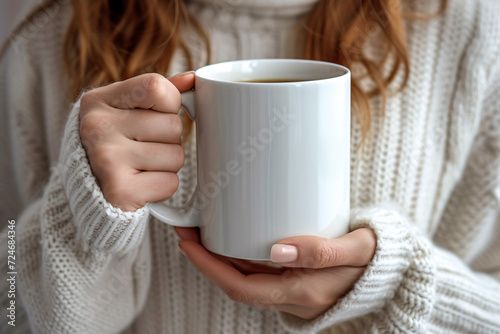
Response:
[79, 72, 194, 212]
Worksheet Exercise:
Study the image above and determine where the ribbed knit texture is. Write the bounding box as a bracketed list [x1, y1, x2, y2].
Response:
[1, 0, 500, 333]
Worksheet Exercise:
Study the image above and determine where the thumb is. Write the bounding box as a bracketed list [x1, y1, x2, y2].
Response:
[269, 228, 377, 268]
[167, 71, 195, 92]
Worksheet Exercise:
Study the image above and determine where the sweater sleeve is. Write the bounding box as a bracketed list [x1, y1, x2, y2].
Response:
[18, 98, 153, 333]
[0, 37, 153, 332]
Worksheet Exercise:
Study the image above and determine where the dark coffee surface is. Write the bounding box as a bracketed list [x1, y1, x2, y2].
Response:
[237, 78, 314, 83]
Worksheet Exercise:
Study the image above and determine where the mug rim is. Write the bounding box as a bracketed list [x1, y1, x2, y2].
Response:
[194, 58, 350, 85]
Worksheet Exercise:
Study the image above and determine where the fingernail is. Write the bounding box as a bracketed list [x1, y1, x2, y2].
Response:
[178, 243, 187, 257]
[172, 70, 195, 77]
[270, 244, 297, 263]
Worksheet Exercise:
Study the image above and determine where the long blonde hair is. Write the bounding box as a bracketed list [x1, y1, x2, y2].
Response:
[1, 0, 447, 138]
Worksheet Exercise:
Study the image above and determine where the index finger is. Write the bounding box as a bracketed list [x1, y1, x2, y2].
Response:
[100, 72, 195, 113]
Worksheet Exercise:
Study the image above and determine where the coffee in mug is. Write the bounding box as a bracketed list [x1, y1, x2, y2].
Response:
[238, 78, 314, 83]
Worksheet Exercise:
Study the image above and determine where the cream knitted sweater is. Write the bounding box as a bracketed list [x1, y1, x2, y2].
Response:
[1, 0, 500, 333]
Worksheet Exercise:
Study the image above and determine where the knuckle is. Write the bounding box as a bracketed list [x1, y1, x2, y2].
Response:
[145, 74, 181, 112]
[313, 293, 333, 309]
[300, 288, 332, 309]
[269, 288, 286, 304]
[102, 175, 135, 207]
[79, 113, 99, 135]
[144, 73, 168, 92]
[314, 241, 337, 268]
[225, 285, 248, 304]
[80, 113, 115, 141]
[79, 90, 99, 115]
[89, 144, 120, 174]
[158, 86, 181, 112]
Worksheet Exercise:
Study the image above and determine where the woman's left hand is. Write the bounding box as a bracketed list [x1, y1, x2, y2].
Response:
[176, 227, 377, 320]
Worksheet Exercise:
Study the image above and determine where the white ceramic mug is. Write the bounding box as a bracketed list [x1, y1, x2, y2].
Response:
[148, 59, 351, 260]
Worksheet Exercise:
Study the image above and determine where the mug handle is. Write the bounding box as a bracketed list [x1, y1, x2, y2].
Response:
[147, 90, 200, 227]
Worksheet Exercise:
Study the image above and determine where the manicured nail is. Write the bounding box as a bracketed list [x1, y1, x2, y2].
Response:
[172, 70, 195, 77]
[270, 244, 297, 263]
[178, 243, 187, 257]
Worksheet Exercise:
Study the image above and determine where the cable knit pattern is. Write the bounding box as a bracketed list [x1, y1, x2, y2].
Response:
[1, 0, 500, 333]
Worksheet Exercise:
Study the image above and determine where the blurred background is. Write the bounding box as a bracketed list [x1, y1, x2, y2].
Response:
[0, 0, 37, 47]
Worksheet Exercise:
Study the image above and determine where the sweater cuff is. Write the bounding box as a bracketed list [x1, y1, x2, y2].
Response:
[279, 205, 435, 333]
[58, 97, 150, 255]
